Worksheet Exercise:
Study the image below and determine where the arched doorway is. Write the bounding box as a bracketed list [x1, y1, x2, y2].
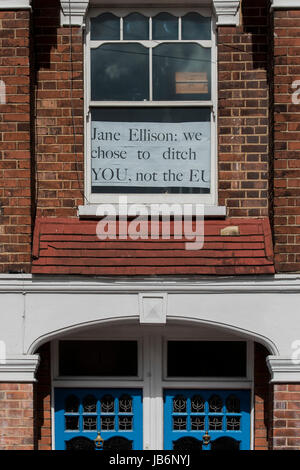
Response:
[49, 321, 257, 450]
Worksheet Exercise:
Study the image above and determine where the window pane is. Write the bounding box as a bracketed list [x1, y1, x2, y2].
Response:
[152, 13, 178, 40]
[91, 107, 211, 195]
[167, 341, 247, 377]
[153, 43, 211, 101]
[91, 13, 120, 40]
[59, 340, 138, 376]
[182, 13, 211, 40]
[91, 44, 149, 101]
[123, 13, 148, 40]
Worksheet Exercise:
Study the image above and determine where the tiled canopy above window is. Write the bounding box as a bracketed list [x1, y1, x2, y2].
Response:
[59, 1, 241, 26]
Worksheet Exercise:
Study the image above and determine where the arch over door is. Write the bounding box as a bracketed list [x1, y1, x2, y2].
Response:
[164, 390, 250, 450]
[55, 388, 143, 450]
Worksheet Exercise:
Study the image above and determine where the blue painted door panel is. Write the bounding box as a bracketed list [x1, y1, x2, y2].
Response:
[164, 390, 251, 450]
[55, 388, 143, 450]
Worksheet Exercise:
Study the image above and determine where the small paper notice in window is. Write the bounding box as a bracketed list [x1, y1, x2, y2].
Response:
[175, 72, 208, 94]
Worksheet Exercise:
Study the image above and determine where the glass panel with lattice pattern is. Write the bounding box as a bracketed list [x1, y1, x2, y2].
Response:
[191, 416, 205, 430]
[226, 416, 241, 431]
[173, 416, 187, 430]
[119, 395, 132, 413]
[191, 395, 205, 413]
[101, 416, 115, 431]
[119, 416, 133, 430]
[83, 395, 97, 413]
[83, 416, 97, 431]
[209, 395, 223, 413]
[173, 395, 187, 413]
[209, 416, 223, 430]
[101, 395, 114, 413]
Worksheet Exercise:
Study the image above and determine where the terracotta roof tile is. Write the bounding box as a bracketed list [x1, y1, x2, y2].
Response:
[32, 217, 275, 276]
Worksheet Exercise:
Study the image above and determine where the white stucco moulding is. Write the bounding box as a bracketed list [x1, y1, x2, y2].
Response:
[60, 0, 241, 26]
[0, 0, 31, 8]
[0, 355, 40, 382]
[271, 0, 300, 9]
[60, 0, 89, 26]
[267, 356, 300, 383]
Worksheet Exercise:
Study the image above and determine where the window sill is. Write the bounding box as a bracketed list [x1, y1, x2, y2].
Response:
[77, 204, 226, 218]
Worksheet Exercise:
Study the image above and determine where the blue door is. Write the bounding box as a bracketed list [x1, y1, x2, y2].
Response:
[55, 388, 143, 450]
[164, 390, 250, 450]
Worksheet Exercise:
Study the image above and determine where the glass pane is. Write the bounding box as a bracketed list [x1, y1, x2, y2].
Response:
[182, 13, 211, 40]
[101, 416, 115, 431]
[167, 341, 247, 377]
[191, 416, 205, 430]
[209, 416, 223, 430]
[119, 416, 133, 430]
[59, 340, 138, 376]
[173, 416, 187, 430]
[83, 416, 97, 431]
[226, 395, 240, 413]
[226, 416, 241, 431]
[123, 13, 148, 40]
[153, 43, 211, 101]
[83, 395, 97, 413]
[91, 107, 211, 195]
[152, 13, 178, 40]
[65, 416, 79, 431]
[209, 395, 223, 413]
[119, 395, 133, 413]
[191, 395, 205, 413]
[91, 13, 120, 40]
[65, 395, 79, 413]
[91, 44, 149, 101]
[173, 395, 186, 413]
[101, 395, 115, 413]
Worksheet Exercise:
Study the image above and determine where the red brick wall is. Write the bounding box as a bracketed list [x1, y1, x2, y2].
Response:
[0, 10, 32, 273]
[0, 383, 34, 449]
[33, 0, 84, 218]
[273, 384, 300, 449]
[254, 342, 272, 450]
[273, 10, 300, 272]
[34, 342, 51, 450]
[218, 0, 270, 217]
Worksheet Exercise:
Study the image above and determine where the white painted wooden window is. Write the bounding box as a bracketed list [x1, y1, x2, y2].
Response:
[84, 8, 217, 207]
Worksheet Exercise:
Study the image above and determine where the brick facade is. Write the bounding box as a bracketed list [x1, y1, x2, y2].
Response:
[273, 384, 300, 449]
[0, 383, 34, 450]
[273, 9, 300, 272]
[1, 0, 300, 452]
[33, 0, 84, 219]
[218, 0, 270, 217]
[0, 10, 32, 274]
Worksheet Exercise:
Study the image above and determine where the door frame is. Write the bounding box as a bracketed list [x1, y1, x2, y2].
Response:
[50, 324, 254, 450]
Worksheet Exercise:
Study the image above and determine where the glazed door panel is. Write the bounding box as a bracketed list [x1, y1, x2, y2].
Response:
[55, 388, 143, 450]
[164, 389, 250, 450]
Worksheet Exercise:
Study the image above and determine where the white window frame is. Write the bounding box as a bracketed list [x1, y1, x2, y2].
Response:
[83, 7, 218, 209]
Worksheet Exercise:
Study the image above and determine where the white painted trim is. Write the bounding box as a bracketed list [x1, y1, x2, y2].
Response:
[0, 275, 296, 295]
[77, 204, 227, 218]
[213, 0, 240, 26]
[267, 356, 300, 383]
[271, 0, 300, 9]
[0, 0, 31, 8]
[84, 7, 219, 208]
[0, 354, 40, 382]
[61, 1, 241, 26]
[60, 1, 89, 26]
